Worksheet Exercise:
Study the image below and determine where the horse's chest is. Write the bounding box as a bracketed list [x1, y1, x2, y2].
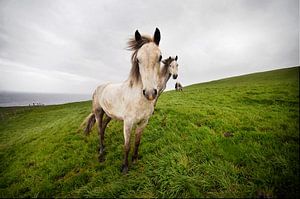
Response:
[127, 101, 154, 122]
[139, 106, 153, 118]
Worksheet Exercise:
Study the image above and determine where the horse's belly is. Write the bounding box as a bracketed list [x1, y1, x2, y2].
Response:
[100, 98, 124, 120]
[99, 87, 125, 120]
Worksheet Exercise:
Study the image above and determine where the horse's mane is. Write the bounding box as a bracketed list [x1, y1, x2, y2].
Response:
[127, 35, 153, 87]
[161, 57, 175, 78]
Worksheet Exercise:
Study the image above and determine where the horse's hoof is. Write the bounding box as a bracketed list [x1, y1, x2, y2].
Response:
[132, 157, 137, 164]
[98, 154, 105, 162]
[121, 164, 128, 174]
[132, 155, 142, 164]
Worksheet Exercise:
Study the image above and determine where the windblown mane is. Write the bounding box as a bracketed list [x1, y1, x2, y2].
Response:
[127, 35, 153, 87]
[161, 57, 175, 78]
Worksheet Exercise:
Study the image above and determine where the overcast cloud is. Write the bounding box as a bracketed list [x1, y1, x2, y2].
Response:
[0, 0, 299, 94]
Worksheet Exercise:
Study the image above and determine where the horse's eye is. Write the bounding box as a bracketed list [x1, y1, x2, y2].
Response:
[159, 55, 162, 62]
[136, 58, 139, 63]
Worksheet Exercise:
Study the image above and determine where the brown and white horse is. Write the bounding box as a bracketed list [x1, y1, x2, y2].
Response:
[83, 28, 162, 174]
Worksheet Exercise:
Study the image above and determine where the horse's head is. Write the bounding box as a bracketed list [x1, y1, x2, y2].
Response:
[128, 28, 162, 101]
[169, 56, 178, 79]
[162, 56, 179, 79]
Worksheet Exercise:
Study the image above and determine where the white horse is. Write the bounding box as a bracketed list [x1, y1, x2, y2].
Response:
[158, 56, 179, 94]
[154, 56, 179, 107]
[83, 28, 162, 174]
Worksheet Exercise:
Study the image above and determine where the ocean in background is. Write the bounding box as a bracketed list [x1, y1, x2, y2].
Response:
[0, 91, 91, 107]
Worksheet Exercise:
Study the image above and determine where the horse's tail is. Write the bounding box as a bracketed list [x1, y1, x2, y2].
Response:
[79, 113, 96, 135]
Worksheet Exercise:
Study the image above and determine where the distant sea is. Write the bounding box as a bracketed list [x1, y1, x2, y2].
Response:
[0, 91, 91, 107]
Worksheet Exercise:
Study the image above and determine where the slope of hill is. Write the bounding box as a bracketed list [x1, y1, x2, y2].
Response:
[0, 67, 299, 197]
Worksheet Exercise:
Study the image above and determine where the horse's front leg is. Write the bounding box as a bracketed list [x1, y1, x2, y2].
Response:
[121, 120, 133, 174]
[132, 119, 148, 163]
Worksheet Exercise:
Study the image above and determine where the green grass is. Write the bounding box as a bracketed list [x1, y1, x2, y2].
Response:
[0, 66, 299, 198]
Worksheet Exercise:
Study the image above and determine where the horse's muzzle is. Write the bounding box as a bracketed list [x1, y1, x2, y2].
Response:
[143, 89, 157, 101]
[173, 74, 178, 79]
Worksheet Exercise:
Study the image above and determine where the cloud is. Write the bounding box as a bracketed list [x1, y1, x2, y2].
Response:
[0, 58, 99, 93]
[0, 0, 298, 93]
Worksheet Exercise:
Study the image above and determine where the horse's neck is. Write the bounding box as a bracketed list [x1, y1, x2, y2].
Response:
[159, 66, 170, 91]
[163, 73, 171, 84]
[124, 79, 143, 91]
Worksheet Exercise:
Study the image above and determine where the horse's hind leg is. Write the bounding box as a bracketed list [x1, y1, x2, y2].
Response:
[95, 108, 105, 162]
[101, 114, 111, 148]
[102, 114, 111, 134]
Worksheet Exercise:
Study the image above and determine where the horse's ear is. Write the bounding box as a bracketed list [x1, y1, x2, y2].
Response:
[135, 30, 142, 42]
[154, 28, 160, 46]
[175, 55, 178, 61]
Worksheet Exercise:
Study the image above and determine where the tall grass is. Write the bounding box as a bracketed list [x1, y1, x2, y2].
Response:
[0, 67, 299, 197]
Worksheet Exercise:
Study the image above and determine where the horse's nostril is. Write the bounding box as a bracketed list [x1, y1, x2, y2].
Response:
[173, 74, 178, 79]
[142, 89, 146, 96]
[154, 89, 157, 95]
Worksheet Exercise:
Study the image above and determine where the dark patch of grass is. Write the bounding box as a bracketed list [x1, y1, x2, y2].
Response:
[0, 67, 299, 197]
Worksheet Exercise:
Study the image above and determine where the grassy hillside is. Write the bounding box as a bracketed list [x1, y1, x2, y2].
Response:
[0, 67, 299, 198]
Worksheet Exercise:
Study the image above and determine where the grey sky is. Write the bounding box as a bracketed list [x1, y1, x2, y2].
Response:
[0, 0, 299, 94]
